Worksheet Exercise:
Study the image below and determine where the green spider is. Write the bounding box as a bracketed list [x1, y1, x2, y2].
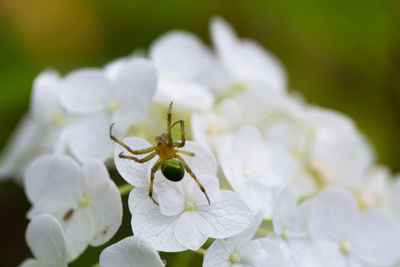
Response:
[110, 102, 210, 206]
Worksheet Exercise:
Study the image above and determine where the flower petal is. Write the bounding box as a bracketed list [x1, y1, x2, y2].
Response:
[114, 137, 155, 187]
[99, 236, 164, 267]
[351, 210, 400, 266]
[129, 188, 186, 252]
[175, 212, 209, 250]
[308, 188, 357, 243]
[31, 69, 62, 123]
[60, 68, 112, 114]
[211, 17, 286, 91]
[113, 58, 157, 113]
[203, 239, 232, 267]
[24, 154, 84, 204]
[66, 113, 113, 162]
[197, 190, 252, 239]
[63, 210, 93, 261]
[84, 160, 123, 246]
[25, 214, 67, 266]
[150, 30, 213, 80]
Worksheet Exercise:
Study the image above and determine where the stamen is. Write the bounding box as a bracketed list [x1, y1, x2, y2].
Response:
[229, 252, 241, 263]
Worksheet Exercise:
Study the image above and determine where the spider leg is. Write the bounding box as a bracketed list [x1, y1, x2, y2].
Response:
[175, 150, 194, 157]
[167, 102, 173, 136]
[149, 160, 163, 205]
[172, 120, 185, 148]
[110, 123, 156, 154]
[174, 154, 210, 205]
[119, 151, 157, 163]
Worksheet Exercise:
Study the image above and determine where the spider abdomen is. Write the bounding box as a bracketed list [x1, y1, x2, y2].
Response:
[161, 159, 185, 182]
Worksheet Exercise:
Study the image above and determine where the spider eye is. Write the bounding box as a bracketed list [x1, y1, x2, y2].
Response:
[161, 159, 185, 182]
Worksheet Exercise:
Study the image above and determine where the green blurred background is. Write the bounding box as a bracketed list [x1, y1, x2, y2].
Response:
[0, 0, 399, 266]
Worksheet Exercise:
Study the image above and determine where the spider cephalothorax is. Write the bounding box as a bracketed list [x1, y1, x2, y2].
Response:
[110, 102, 210, 205]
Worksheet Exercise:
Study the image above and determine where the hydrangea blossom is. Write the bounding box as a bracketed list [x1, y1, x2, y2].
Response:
[270, 188, 312, 266]
[306, 188, 400, 267]
[100, 236, 164, 267]
[24, 154, 122, 261]
[59, 58, 158, 162]
[113, 137, 252, 251]
[0, 70, 68, 180]
[220, 125, 297, 218]
[210, 16, 287, 92]
[150, 31, 215, 110]
[20, 214, 67, 267]
[2, 15, 400, 267]
[203, 213, 269, 267]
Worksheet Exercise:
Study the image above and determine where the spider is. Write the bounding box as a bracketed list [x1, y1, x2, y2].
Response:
[109, 102, 210, 206]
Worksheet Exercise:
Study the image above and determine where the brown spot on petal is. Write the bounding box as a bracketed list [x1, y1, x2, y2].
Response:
[63, 208, 74, 221]
[102, 226, 109, 235]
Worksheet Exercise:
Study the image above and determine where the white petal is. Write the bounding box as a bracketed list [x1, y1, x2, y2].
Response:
[0, 115, 43, 180]
[63, 210, 93, 261]
[197, 190, 252, 239]
[113, 58, 157, 113]
[60, 68, 112, 114]
[154, 80, 214, 111]
[114, 137, 155, 187]
[351, 211, 400, 266]
[66, 113, 113, 162]
[31, 69, 62, 123]
[84, 160, 123, 246]
[227, 212, 264, 248]
[24, 154, 84, 204]
[175, 212, 209, 250]
[19, 259, 46, 267]
[203, 239, 232, 267]
[308, 188, 357, 243]
[238, 240, 268, 266]
[99, 236, 164, 267]
[129, 188, 186, 252]
[150, 30, 213, 79]
[259, 238, 291, 267]
[301, 241, 347, 267]
[156, 183, 185, 216]
[273, 187, 298, 235]
[178, 141, 217, 177]
[211, 17, 286, 91]
[25, 214, 67, 266]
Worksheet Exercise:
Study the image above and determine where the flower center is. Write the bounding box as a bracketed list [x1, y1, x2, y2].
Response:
[206, 122, 217, 134]
[281, 229, 291, 241]
[339, 241, 351, 255]
[78, 193, 90, 209]
[52, 114, 72, 127]
[107, 100, 121, 115]
[242, 169, 252, 178]
[184, 200, 197, 211]
[229, 252, 241, 263]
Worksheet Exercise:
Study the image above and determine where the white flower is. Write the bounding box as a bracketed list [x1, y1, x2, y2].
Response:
[20, 214, 67, 267]
[304, 107, 374, 188]
[59, 58, 157, 161]
[129, 186, 252, 252]
[203, 213, 269, 267]
[114, 138, 252, 251]
[0, 69, 68, 180]
[271, 187, 312, 265]
[220, 125, 297, 218]
[210, 16, 287, 92]
[306, 188, 400, 267]
[352, 165, 398, 214]
[100, 236, 164, 267]
[150, 31, 215, 111]
[24, 154, 122, 261]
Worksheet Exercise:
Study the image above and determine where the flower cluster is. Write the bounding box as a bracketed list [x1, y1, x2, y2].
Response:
[2, 17, 400, 267]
